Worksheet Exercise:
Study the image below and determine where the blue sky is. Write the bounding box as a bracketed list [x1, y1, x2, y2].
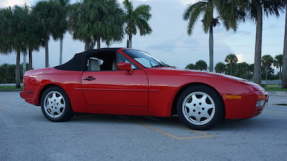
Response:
[0, 0, 285, 69]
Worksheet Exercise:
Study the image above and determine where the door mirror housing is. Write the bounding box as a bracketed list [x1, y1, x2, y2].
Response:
[117, 62, 132, 72]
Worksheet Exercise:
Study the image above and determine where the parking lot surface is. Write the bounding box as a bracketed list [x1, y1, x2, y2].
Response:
[0, 92, 287, 161]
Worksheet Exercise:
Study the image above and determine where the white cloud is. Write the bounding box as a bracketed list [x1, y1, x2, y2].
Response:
[236, 54, 245, 63]
[0, 0, 31, 8]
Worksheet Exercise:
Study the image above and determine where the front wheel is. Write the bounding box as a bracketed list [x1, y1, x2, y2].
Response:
[177, 85, 224, 130]
[41, 87, 73, 122]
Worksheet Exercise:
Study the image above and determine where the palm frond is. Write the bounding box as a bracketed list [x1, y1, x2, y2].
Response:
[183, 1, 206, 20]
[202, 1, 214, 33]
[184, 1, 207, 35]
[134, 5, 151, 20]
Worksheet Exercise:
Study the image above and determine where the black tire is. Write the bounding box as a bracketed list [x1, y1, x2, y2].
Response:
[40, 86, 73, 122]
[176, 85, 224, 130]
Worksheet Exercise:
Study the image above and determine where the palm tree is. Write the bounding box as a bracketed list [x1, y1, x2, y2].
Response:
[225, 54, 238, 75]
[261, 55, 274, 80]
[50, 0, 69, 65]
[13, 6, 32, 88]
[241, 0, 282, 84]
[68, 2, 93, 50]
[183, 0, 243, 72]
[33, 1, 59, 67]
[0, 8, 13, 54]
[195, 60, 208, 71]
[0, 6, 31, 88]
[215, 62, 226, 73]
[274, 54, 283, 79]
[25, 6, 42, 70]
[69, 0, 124, 50]
[283, 1, 287, 88]
[0, 8, 14, 76]
[123, 0, 152, 48]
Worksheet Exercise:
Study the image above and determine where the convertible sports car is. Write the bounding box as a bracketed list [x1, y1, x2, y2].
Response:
[20, 48, 268, 130]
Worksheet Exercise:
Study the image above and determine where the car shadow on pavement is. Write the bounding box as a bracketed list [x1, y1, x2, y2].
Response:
[71, 114, 269, 131]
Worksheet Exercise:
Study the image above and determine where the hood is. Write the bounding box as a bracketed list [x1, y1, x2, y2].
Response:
[152, 67, 264, 90]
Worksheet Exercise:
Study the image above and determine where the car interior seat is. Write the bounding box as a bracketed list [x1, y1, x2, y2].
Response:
[87, 57, 103, 71]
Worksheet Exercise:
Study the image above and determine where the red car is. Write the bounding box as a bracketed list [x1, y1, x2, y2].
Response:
[20, 48, 268, 130]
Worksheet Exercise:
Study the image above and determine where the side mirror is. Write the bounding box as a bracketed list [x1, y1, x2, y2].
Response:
[117, 62, 132, 72]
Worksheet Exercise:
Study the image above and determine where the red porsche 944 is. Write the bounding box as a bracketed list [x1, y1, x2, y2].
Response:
[20, 48, 268, 130]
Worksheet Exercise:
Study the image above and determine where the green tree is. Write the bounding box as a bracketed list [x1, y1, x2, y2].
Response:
[123, 0, 152, 48]
[195, 60, 208, 71]
[69, 0, 124, 49]
[0, 6, 31, 88]
[261, 55, 274, 80]
[225, 54, 238, 75]
[24, 6, 42, 70]
[236, 62, 250, 79]
[241, 0, 282, 84]
[0, 8, 13, 55]
[215, 62, 226, 73]
[183, 0, 243, 72]
[274, 54, 283, 79]
[0, 8, 14, 81]
[185, 63, 196, 70]
[33, 1, 59, 67]
[50, 0, 70, 65]
[68, 2, 93, 50]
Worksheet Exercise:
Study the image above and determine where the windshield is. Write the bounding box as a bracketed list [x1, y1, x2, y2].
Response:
[124, 49, 170, 68]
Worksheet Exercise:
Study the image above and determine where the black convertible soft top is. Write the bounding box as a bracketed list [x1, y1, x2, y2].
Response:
[54, 48, 121, 71]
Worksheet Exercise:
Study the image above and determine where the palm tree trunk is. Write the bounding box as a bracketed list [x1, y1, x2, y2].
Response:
[59, 38, 63, 65]
[253, 5, 263, 84]
[97, 37, 101, 49]
[45, 41, 49, 67]
[279, 66, 282, 80]
[282, 4, 287, 88]
[85, 40, 95, 50]
[265, 68, 268, 80]
[23, 50, 27, 74]
[128, 34, 132, 48]
[209, 26, 214, 72]
[28, 48, 33, 70]
[15, 50, 21, 89]
[85, 41, 89, 50]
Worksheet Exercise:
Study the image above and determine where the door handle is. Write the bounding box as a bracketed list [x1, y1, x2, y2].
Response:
[83, 76, 96, 81]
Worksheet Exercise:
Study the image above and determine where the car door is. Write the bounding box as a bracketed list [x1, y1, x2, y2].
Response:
[81, 51, 149, 115]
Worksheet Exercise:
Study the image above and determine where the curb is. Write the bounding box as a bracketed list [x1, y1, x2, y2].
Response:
[0, 90, 22, 92]
[268, 91, 287, 97]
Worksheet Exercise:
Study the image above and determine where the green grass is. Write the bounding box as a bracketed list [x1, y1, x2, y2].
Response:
[0, 86, 23, 91]
[263, 84, 287, 92]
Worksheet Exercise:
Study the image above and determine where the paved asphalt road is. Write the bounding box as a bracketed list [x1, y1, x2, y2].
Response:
[0, 92, 287, 161]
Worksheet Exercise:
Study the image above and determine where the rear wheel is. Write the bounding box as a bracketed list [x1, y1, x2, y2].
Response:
[41, 87, 73, 122]
[177, 85, 224, 130]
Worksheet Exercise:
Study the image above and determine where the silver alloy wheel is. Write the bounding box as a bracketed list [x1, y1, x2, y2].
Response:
[43, 91, 66, 119]
[182, 92, 216, 126]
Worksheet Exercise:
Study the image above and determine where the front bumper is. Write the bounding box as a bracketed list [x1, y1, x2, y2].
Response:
[20, 90, 34, 104]
[224, 91, 268, 119]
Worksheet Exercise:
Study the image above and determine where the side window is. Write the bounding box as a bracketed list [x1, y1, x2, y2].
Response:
[87, 57, 103, 71]
[116, 53, 137, 70]
[87, 52, 117, 72]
